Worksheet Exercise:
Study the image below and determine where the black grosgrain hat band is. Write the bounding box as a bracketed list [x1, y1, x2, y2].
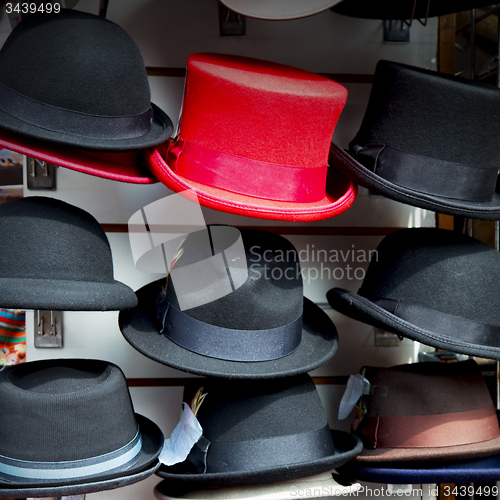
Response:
[371, 297, 500, 350]
[0, 82, 154, 141]
[156, 300, 303, 362]
[0, 428, 142, 483]
[186, 425, 334, 474]
[352, 144, 499, 202]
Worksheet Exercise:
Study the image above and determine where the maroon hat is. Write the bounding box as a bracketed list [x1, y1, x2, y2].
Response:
[352, 360, 500, 463]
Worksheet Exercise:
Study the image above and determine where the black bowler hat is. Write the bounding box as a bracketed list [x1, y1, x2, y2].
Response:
[0, 196, 137, 310]
[157, 374, 363, 487]
[331, 0, 495, 20]
[119, 226, 338, 379]
[327, 228, 500, 360]
[0, 358, 163, 498]
[329, 60, 500, 219]
[0, 9, 172, 151]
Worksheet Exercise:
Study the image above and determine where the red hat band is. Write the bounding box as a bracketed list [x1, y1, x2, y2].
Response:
[166, 138, 328, 203]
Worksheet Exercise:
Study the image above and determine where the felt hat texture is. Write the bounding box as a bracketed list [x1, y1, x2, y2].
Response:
[154, 472, 362, 500]
[145, 52, 357, 222]
[156, 374, 363, 487]
[348, 360, 500, 463]
[0, 196, 137, 311]
[338, 454, 500, 485]
[0, 128, 158, 184]
[331, 0, 496, 20]
[0, 9, 172, 151]
[0, 358, 163, 498]
[327, 228, 500, 360]
[220, 0, 344, 20]
[329, 60, 500, 219]
[119, 225, 338, 379]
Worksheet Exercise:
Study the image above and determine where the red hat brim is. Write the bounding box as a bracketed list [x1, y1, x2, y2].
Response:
[0, 128, 158, 184]
[145, 145, 357, 222]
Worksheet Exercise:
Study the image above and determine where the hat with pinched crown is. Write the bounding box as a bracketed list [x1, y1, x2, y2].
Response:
[119, 225, 338, 379]
[0, 358, 163, 498]
[156, 374, 362, 487]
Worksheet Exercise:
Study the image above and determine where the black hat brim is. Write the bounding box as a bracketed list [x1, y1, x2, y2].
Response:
[156, 430, 362, 488]
[0, 277, 137, 311]
[329, 143, 500, 221]
[327, 288, 500, 360]
[0, 103, 173, 152]
[337, 454, 500, 484]
[0, 414, 163, 498]
[118, 278, 338, 379]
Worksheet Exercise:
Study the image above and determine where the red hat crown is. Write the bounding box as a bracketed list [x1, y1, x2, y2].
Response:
[167, 53, 348, 204]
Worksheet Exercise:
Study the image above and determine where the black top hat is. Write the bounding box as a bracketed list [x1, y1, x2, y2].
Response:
[329, 60, 500, 219]
[327, 228, 500, 360]
[0, 196, 137, 310]
[157, 374, 363, 487]
[0, 358, 163, 498]
[331, 0, 495, 20]
[119, 226, 338, 379]
[0, 9, 172, 151]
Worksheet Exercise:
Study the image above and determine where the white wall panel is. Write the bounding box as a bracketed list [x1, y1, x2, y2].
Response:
[106, 0, 437, 74]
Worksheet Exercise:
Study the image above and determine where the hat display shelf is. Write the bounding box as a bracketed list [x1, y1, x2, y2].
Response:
[8, 2, 496, 499]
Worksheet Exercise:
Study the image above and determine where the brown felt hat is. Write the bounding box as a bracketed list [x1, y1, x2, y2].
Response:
[352, 360, 500, 463]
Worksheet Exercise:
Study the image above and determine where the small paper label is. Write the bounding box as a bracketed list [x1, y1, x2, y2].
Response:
[338, 374, 370, 420]
[159, 402, 203, 465]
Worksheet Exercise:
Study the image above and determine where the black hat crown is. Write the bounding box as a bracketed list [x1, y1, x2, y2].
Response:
[357, 228, 499, 324]
[156, 226, 304, 362]
[0, 197, 137, 310]
[349, 60, 500, 204]
[327, 228, 500, 359]
[0, 359, 141, 484]
[157, 374, 363, 486]
[0, 9, 172, 150]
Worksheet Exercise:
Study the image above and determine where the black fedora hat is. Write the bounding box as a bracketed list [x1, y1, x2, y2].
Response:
[0, 358, 163, 498]
[157, 374, 363, 487]
[0, 196, 137, 310]
[329, 60, 500, 220]
[331, 0, 495, 20]
[119, 226, 338, 379]
[327, 228, 500, 360]
[0, 9, 172, 151]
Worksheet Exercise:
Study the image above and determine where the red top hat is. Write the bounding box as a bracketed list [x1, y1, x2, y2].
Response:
[145, 53, 357, 221]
